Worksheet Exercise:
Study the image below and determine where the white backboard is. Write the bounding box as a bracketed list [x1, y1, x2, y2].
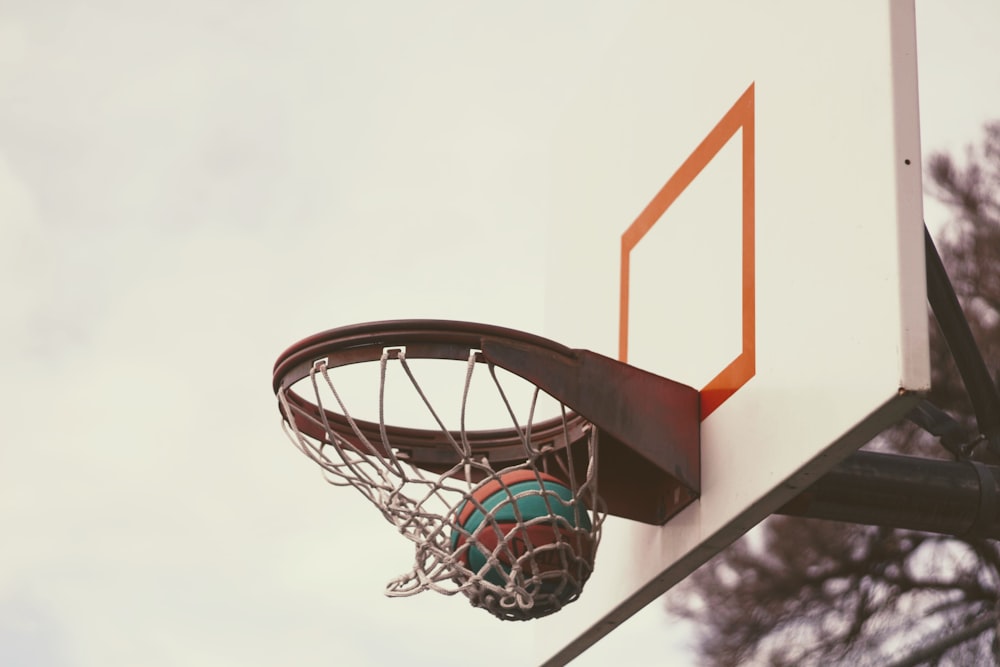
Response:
[540, 1, 930, 663]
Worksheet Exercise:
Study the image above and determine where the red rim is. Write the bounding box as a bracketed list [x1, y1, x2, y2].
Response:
[273, 320, 588, 471]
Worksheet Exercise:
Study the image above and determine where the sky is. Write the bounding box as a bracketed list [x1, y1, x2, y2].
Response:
[3, 2, 1000, 666]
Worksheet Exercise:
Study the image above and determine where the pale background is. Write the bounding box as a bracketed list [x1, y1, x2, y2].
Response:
[2, 2, 999, 666]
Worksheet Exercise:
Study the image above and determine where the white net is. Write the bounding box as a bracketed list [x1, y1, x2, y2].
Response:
[277, 348, 605, 620]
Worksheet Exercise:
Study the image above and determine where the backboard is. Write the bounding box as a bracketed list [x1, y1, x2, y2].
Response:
[540, 1, 929, 663]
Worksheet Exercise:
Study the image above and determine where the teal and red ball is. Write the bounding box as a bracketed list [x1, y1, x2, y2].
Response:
[450, 470, 594, 595]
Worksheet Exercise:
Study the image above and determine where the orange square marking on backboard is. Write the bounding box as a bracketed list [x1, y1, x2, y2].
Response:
[620, 83, 755, 420]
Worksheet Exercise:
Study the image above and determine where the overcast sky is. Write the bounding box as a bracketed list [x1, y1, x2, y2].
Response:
[3, 2, 1000, 666]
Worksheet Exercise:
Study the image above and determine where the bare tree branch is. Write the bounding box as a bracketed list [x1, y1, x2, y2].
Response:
[884, 613, 998, 667]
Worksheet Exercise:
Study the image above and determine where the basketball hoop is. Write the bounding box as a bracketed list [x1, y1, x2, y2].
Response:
[273, 320, 699, 619]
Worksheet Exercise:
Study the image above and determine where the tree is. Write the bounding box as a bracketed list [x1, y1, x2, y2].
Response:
[667, 122, 1000, 666]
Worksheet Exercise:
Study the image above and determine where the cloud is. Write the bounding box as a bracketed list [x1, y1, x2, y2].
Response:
[0, 589, 73, 667]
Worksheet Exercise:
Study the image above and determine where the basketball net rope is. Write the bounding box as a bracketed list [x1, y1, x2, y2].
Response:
[278, 350, 605, 620]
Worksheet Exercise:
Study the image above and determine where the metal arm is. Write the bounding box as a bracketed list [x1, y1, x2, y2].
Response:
[924, 225, 1000, 455]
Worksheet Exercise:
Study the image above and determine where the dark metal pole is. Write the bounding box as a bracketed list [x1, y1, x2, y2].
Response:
[778, 450, 1000, 539]
[924, 226, 1000, 455]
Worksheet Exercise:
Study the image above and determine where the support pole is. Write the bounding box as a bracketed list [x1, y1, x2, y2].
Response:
[924, 226, 1000, 455]
[778, 450, 1000, 539]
